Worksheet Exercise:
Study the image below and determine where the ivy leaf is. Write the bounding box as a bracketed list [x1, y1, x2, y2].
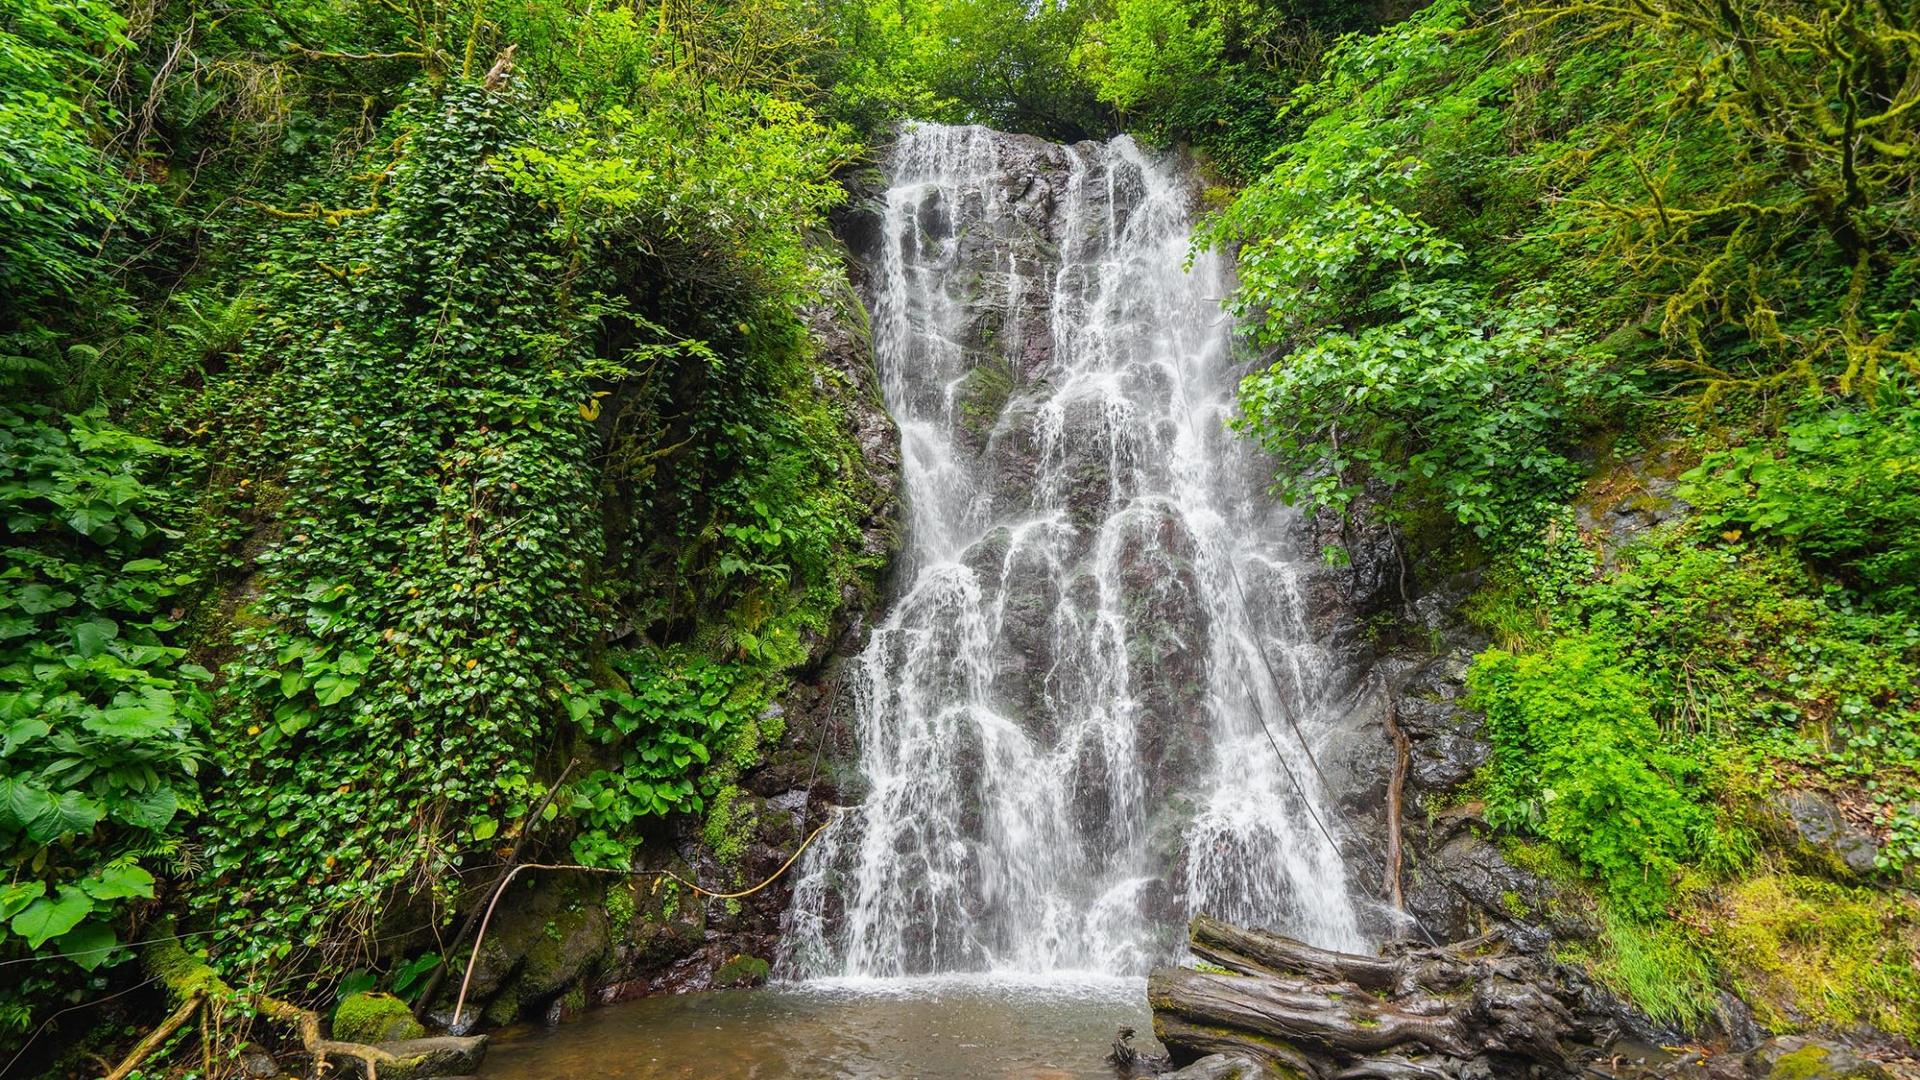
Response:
[10, 885, 92, 948]
[55, 921, 119, 971]
[312, 674, 361, 706]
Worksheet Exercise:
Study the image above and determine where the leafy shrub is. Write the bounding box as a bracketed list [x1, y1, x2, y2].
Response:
[1682, 396, 1920, 612]
[1471, 634, 1711, 916]
[1234, 281, 1617, 541]
[0, 406, 205, 1032]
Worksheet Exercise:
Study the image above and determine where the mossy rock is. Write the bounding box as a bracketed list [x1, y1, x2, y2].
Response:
[1746, 1036, 1893, 1079]
[332, 992, 425, 1044]
[712, 953, 771, 987]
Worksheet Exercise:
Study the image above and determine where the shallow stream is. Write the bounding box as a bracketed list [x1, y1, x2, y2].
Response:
[478, 976, 1158, 1080]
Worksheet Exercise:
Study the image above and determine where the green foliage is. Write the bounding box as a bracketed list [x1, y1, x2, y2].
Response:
[3, 0, 861, 1058]
[1205, 1, 1631, 543]
[0, 0, 130, 316]
[564, 654, 767, 867]
[1587, 903, 1718, 1029]
[0, 405, 204, 1031]
[1682, 396, 1920, 613]
[1075, 0, 1223, 113]
[1471, 635, 1711, 916]
[1235, 281, 1617, 540]
[835, 0, 1107, 139]
[192, 84, 611, 969]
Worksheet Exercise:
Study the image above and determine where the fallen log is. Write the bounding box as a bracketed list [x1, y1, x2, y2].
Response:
[1148, 917, 1631, 1079]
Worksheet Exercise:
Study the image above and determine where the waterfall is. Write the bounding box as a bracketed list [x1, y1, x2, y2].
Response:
[780, 123, 1364, 980]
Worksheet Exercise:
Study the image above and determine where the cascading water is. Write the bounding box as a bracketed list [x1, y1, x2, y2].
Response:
[780, 123, 1365, 981]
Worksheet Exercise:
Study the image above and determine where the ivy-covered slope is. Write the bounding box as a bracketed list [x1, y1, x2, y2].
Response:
[1, 0, 897, 1062]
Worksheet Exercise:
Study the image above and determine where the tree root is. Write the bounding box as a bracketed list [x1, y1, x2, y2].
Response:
[118, 936, 400, 1079]
[1383, 692, 1410, 915]
[101, 990, 204, 1080]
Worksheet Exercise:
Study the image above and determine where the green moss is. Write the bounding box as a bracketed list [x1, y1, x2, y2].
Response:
[145, 934, 233, 1004]
[1714, 873, 1920, 1038]
[1499, 890, 1528, 919]
[702, 784, 759, 869]
[956, 353, 1015, 438]
[1769, 1046, 1832, 1080]
[331, 991, 425, 1044]
[713, 953, 771, 986]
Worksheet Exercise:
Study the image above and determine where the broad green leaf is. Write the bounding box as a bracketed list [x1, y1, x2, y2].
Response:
[72, 617, 118, 657]
[0, 776, 54, 834]
[0, 881, 44, 921]
[55, 921, 119, 971]
[85, 689, 176, 738]
[16, 584, 75, 615]
[115, 785, 180, 830]
[28, 790, 103, 842]
[11, 885, 92, 948]
[2, 717, 49, 756]
[81, 862, 155, 900]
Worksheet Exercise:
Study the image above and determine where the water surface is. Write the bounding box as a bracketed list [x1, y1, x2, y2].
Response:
[479, 975, 1156, 1080]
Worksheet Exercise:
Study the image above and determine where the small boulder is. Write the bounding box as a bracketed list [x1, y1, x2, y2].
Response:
[332, 991, 425, 1044]
[239, 1043, 280, 1078]
[1766, 790, 1880, 880]
[1743, 1036, 1892, 1079]
[712, 953, 771, 988]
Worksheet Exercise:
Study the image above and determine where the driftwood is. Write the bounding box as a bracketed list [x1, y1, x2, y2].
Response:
[1147, 916, 1625, 1079]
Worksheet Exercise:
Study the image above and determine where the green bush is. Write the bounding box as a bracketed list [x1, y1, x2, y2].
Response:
[0, 405, 205, 1033]
[1471, 635, 1711, 916]
[1682, 395, 1920, 613]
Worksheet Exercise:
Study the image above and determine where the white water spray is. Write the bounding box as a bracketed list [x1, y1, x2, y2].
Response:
[781, 123, 1363, 979]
